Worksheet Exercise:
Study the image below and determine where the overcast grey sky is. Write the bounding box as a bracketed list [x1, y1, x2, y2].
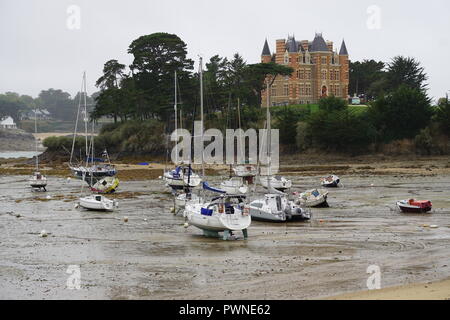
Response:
[1, 0, 449, 100]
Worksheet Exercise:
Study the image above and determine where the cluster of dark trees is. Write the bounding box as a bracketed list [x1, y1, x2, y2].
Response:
[348, 56, 428, 100]
[91, 32, 293, 127]
[294, 56, 450, 154]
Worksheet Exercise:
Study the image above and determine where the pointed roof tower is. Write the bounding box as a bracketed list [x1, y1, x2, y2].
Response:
[339, 39, 348, 55]
[262, 39, 271, 56]
[286, 35, 298, 53]
[310, 33, 329, 52]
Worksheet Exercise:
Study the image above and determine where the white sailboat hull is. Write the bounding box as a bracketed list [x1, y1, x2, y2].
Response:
[233, 165, 258, 177]
[185, 202, 251, 232]
[175, 193, 201, 209]
[296, 189, 329, 207]
[29, 173, 47, 189]
[321, 175, 340, 188]
[259, 175, 292, 191]
[249, 194, 311, 222]
[163, 170, 202, 189]
[79, 195, 118, 212]
[220, 178, 248, 194]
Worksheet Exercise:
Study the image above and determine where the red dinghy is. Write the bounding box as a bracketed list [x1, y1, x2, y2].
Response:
[396, 199, 432, 213]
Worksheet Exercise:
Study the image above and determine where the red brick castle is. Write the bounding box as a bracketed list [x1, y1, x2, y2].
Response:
[261, 33, 349, 106]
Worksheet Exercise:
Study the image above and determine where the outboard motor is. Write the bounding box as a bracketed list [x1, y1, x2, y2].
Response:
[296, 207, 311, 220]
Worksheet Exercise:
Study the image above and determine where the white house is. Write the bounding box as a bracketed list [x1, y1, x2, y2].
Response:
[0, 116, 17, 129]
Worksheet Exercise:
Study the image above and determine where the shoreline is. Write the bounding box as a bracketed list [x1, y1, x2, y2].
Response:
[1, 154, 450, 180]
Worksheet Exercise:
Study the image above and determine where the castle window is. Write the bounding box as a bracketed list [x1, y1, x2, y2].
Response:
[283, 84, 289, 96]
[321, 57, 327, 65]
[271, 85, 277, 97]
[336, 85, 340, 96]
[306, 84, 311, 96]
[321, 70, 327, 80]
[300, 84, 305, 96]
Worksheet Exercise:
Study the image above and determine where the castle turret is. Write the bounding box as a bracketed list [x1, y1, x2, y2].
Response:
[339, 39, 348, 56]
[261, 39, 271, 63]
[339, 39, 349, 98]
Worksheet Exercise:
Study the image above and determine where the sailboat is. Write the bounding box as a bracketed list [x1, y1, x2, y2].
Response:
[183, 58, 251, 239]
[220, 177, 249, 194]
[321, 175, 340, 188]
[163, 71, 202, 191]
[79, 194, 118, 211]
[248, 80, 310, 222]
[164, 166, 202, 190]
[90, 176, 120, 194]
[259, 175, 292, 192]
[78, 123, 119, 212]
[69, 72, 117, 183]
[258, 90, 292, 192]
[29, 109, 47, 191]
[219, 99, 250, 194]
[295, 189, 329, 208]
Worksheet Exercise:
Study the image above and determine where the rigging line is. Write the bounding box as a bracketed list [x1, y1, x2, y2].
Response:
[34, 109, 38, 171]
[70, 74, 85, 166]
[83, 72, 89, 158]
[199, 56, 205, 178]
[174, 70, 178, 164]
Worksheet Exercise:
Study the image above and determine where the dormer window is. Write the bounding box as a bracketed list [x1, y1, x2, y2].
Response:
[284, 52, 289, 64]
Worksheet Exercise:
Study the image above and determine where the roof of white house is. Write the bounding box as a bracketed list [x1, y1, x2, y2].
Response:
[0, 116, 16, 125]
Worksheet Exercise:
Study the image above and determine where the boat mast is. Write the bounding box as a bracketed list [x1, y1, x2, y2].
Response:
[89, 120, 95, 186]
[34, 109, 38, 172]
[237, 97, 242, 164]
[174, 70, 178, 164]
[83, 72, 89, 161]
[70, 74, 84, 166]
[266, 79, 272, 189]
[199, 57, 205, 178]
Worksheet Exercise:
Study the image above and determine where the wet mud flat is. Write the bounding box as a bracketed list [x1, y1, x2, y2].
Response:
[0, 173, 449, 299]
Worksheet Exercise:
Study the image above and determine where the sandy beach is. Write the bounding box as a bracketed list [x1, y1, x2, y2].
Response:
[329, 278, 450, 300]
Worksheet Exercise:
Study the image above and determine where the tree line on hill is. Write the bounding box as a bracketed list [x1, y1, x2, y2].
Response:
[87, 33, 450, 157]
[0, 90, 97, 123]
